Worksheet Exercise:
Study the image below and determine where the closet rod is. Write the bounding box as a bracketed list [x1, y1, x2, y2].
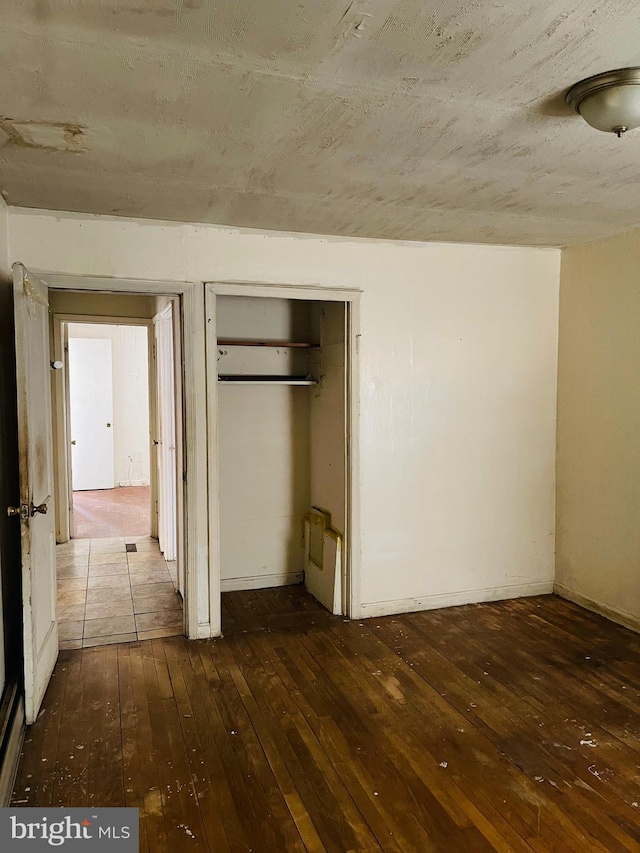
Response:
[217, 339, 317, 348]
[218, 375, 317, 386]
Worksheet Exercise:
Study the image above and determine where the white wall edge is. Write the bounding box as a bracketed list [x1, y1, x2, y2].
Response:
[221, 572, 304, 593]
[360, 580, 554, 619]
[554, 583, 640, 635]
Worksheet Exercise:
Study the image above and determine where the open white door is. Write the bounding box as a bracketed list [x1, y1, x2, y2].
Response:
[154, 304, 179, 581]
[11, 263, 58, 724]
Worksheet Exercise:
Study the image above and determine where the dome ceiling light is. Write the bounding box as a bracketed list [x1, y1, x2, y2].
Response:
[565, 67, 640, 137]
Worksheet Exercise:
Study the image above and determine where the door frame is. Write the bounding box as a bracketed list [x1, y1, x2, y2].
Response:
[153, 301, 181, 575]
[39, 274, 211, 640]
[205, 281, 362, 632]
[52, 314, 157, 543]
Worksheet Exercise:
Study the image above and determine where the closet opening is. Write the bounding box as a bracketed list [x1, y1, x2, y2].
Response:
[206, 286, 360, 634]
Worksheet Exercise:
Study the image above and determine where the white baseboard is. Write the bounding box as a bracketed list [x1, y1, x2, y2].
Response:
[117, 480, 150, 488]
[221, 571, 304, 593]
[554, 583, 640, 634]
[359, 580, 554, 619]
[193, 623, 213, 639]
[0, 690, 25, 807]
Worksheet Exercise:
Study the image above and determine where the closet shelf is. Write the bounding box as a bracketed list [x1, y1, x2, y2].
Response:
[218, 374, 317, 386]
[217, 339, 318, 348]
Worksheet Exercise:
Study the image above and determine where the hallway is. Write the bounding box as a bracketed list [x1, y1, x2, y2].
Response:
[72, 485, 151, 539]
[57, 536, 182, 649]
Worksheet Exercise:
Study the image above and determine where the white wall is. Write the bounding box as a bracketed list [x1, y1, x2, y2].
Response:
[8, 208, 560, 617]
[217, 297, 311, 589]
[556, 228, 640, 632]
[67, 323, 151, 487]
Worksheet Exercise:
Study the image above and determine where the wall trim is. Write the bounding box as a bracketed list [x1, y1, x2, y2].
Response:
[554, 583, 640, 635]
[360, 580, 554, 619]
[221, 572, 304, 593]
[0, 684, 25, 807]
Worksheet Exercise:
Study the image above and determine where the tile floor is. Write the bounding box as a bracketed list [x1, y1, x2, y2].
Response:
[57, 536, 183, 650]
[73, 485, 151, 539]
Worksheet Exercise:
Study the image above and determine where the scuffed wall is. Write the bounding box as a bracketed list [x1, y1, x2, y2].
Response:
[8, 208, 560, 618]
[556, 227, 640, 631]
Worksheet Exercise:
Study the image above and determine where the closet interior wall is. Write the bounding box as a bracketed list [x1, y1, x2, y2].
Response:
[216, 296, 346, 598]
[217, 296, 313, 591]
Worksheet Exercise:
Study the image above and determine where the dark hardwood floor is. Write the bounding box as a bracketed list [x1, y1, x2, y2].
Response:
[12, 589, 640, 852]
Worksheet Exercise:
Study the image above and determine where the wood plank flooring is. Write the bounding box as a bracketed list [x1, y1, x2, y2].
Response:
[12, 590, 640, 851]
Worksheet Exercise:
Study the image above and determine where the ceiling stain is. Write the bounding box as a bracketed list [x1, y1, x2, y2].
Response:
[0, 118, 88, 153]
[0, 0, 639, 246]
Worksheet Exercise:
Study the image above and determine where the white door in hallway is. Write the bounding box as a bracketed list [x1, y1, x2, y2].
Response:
[12, 263, 58, 724]
[68, 337, 115, 491]
[154, 304, 179, 574]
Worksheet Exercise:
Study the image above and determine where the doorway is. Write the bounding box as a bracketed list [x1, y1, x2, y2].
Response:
[67, 322, 151, 538]
[205, 282, 361, 634]
[13, 265, 211, 724]
[52, 305, 183, 649]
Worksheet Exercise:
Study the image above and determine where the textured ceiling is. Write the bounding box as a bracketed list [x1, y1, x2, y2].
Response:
[1, 0, 640, 246]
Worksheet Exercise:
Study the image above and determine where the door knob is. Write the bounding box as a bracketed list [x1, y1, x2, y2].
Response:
[71, 440, 77, 445]
[106, 423, 112, 428]
[7, 504, 28, 519]
[7, 498, 49, 518]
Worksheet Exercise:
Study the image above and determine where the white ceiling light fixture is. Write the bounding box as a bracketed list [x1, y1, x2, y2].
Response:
[566, 67, 640, 137]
